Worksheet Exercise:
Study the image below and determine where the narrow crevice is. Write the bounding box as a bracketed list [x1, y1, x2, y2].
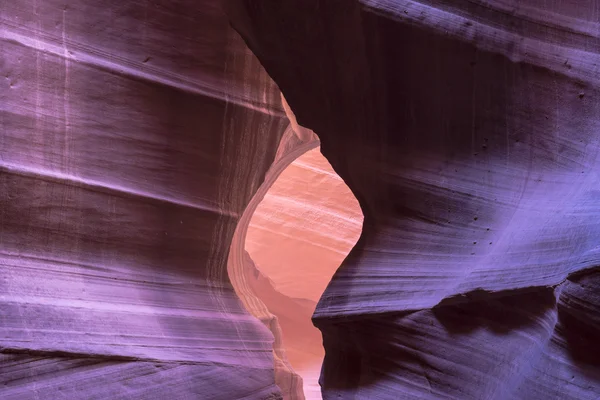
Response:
[244, 145, 363, 399]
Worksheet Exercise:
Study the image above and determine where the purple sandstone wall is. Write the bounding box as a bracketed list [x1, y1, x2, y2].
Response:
[227, 1, 600, 399]
[1, 1, 289, 399]
[2, 0, 600, 399]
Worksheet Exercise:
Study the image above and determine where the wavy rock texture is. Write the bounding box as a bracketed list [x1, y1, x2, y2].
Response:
[227, 104, 319, 400]
[228, 1, 600, 399]
[228, 94, 363, 399]
[246, 146, 363, 304]
[4, 0, 600, 399]
[1, 1, 293, 399]
[244, 145, 363, 399]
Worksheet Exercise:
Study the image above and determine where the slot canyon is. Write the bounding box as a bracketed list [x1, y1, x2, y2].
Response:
[2, 0, 600, 399]
[235, 130, 363, 399]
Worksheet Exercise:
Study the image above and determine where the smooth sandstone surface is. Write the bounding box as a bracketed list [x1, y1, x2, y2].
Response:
[2, 0, 600, 399]
[1, 1, 292, 399]
[229, 1, 600, 399]
[227, 111, 320, 400]
[245, 146, 363, 399]
[246, 147, 363, 304]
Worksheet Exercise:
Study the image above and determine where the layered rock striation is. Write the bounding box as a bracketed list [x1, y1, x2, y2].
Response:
[228, 1, 600, 399]
[1, 1, 293, 398]
[3, 0, 600, 399]
[243, 144, 363, 399]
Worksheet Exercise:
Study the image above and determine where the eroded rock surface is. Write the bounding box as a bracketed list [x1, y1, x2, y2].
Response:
[246, 147, 363, 304]
[1, 1, 289, 398]
[245, 146, 363, 399]
[3, 0, 600, 399]
[227, 112, 319, 400]
[228, 1, 600, 398]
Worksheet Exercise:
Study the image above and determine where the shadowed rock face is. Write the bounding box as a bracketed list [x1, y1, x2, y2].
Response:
[3, 0, 600, 399]
[1, 1, 291, 399]
[228, 1, 600, 399]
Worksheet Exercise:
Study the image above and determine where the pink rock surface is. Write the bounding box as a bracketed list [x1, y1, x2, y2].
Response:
[227, 110, 320, 400]
[246, 147, 363, 303]
[245, 146, 363, 399]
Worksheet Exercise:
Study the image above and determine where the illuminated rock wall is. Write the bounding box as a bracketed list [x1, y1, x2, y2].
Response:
[3, 0, 600, 399]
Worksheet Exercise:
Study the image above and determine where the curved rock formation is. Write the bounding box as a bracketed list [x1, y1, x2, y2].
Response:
[3, 0, 600, 399]
[244, 144, 363, 399]
[228, 1, 600, 399]
[228, 92, 363, 399]
[246, 146, 363, 304]
[1, 1, 288, 398]
[227, 107, 319, 400]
